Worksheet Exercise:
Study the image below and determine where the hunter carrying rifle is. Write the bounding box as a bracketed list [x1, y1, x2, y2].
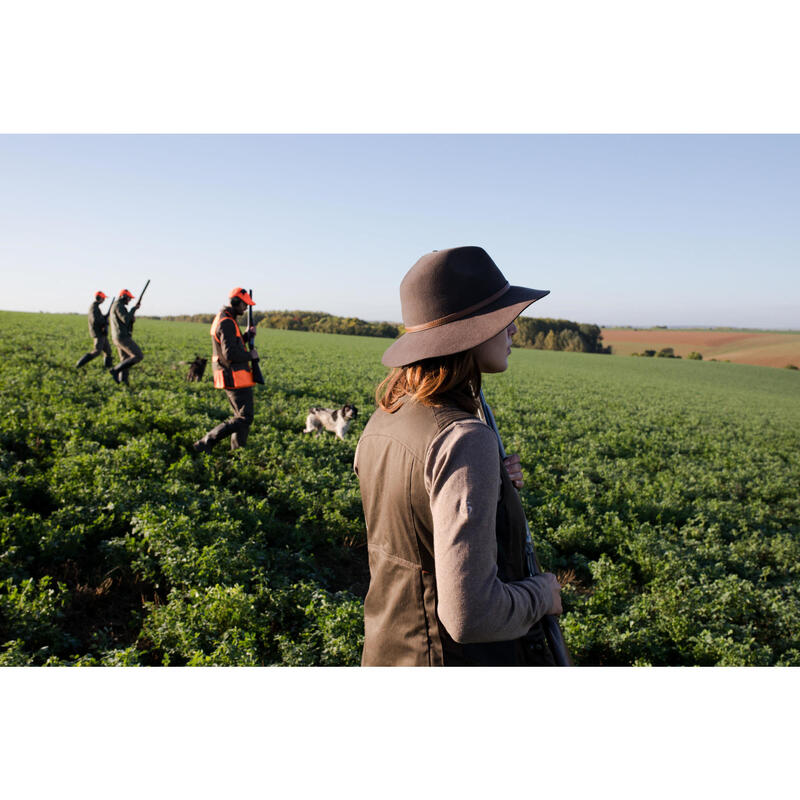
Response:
[108, 282, 148, 384]
[192, 287, 262, 453]
[75, 291, 113, 370]
[354, 246, 566, 666]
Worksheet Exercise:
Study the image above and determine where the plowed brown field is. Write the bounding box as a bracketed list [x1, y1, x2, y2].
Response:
[601, 329, 800, 368]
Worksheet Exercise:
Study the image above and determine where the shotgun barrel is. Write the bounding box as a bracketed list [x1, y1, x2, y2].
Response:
[130, 279, 150, 331]
[136, 279, 150, 309]
[247, 288, 265, 385]
[479, 389, 572, 666]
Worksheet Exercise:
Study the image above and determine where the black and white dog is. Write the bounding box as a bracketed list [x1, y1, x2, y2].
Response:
[303, 404, 358, 440]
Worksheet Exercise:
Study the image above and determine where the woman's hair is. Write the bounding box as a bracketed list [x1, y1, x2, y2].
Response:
[377, 350, 481, 414]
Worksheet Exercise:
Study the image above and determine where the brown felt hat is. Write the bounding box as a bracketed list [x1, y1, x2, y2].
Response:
[382, 246, 549, 367]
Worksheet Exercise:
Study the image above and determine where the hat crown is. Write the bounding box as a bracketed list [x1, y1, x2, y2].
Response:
[229, 287, 255, 306]
[400, 247, 508, 329]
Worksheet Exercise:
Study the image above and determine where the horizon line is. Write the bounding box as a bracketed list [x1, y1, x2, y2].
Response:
[2, 307, 798, 334]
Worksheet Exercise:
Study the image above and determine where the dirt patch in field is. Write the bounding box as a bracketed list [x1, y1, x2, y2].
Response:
[601, 329, 800, 368]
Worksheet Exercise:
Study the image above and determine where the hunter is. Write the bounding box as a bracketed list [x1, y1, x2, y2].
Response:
[192, 287, 260, 453]
[108, 289, 144, 384]
[355, 246, 562, 666]
[75, 291, 113, 369]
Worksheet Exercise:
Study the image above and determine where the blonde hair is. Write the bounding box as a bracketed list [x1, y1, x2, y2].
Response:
[377, 351, 481, 414]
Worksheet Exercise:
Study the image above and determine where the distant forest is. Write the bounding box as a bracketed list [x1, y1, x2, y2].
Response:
[155, 310, 399, 338]
[513, 317, 611, 354]
[257, 311, 400, 338]
[156, 311, 610, 353]
[155, 312, 259, 325]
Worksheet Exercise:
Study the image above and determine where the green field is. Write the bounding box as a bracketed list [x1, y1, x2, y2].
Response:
[1, 311, 799, 666]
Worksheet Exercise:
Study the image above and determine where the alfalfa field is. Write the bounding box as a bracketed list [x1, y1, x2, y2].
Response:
[1, 310, 799, 666]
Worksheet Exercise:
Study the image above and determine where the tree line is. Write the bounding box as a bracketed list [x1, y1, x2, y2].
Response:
[155, 311, 398, 338]
[155, 311, 610, 353]
[155, 312, 266, 325]
[512, 317, 611, 354]
[256, 311, 400, 338]
[630, 348, 704, 360]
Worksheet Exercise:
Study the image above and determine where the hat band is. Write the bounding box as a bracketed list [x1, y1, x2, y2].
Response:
[403, 283, 511, 333]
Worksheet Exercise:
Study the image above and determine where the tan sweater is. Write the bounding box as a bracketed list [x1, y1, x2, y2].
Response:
[424, 418, 553, 643]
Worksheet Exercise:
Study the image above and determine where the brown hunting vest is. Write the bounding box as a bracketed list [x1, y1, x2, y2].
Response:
[355, 397, 553, 667]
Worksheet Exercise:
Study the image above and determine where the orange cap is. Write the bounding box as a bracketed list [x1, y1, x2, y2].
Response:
[229, 287, 255, 306]
[95, 291, 107, 300]
[119, 289, 135, 299]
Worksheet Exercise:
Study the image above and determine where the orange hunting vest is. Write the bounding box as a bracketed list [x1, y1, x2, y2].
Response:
[210, 310, 255, 389]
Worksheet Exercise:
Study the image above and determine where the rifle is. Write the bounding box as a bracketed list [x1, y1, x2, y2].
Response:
[247, 288, 265, 385]
[130, 279, 150, 331]
[479, 389, 572, 666]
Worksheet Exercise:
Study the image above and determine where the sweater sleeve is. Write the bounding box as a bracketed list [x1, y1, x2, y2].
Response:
[112, 303, 132, 336]
[424, 419, 552, 644]
[90, 304, 105, 335]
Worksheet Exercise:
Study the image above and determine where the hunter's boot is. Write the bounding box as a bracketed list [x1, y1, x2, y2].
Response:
[192, 419, 233, 453]
[118, 356, 139, 371]
[192, 430, 221, 453]
[75, 353, 95, 368]
[110, 355, 137, 383]
[192, 436, 212, 453]
[117, 356, 139, 382]
[104, 354, 113, 369]
[230, 425, 249, 451]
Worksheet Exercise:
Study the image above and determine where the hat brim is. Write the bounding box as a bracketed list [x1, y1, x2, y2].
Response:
[381, 285, 549, 367]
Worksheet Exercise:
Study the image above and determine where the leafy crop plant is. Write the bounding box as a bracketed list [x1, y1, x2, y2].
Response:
[1, 312, 798, 666]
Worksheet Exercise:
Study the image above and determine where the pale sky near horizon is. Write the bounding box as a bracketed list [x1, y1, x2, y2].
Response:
[1, 134, 798, 329]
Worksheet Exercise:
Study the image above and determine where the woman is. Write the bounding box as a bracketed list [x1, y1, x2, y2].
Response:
[354, 246, 563, 667]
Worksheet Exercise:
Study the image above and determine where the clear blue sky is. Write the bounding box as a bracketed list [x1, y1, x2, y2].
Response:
[1, 134, 798, 328]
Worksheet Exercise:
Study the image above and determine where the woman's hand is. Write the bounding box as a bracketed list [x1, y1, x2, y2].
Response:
[539, 572, 563, 615]
[503, 453, 524, 489]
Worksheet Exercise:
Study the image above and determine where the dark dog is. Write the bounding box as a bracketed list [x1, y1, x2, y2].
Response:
[303, 404, 358, 440]
[186, 356, 207, 382]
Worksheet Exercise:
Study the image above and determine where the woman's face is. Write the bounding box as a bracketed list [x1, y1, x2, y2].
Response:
[473, 321, 517, 373]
